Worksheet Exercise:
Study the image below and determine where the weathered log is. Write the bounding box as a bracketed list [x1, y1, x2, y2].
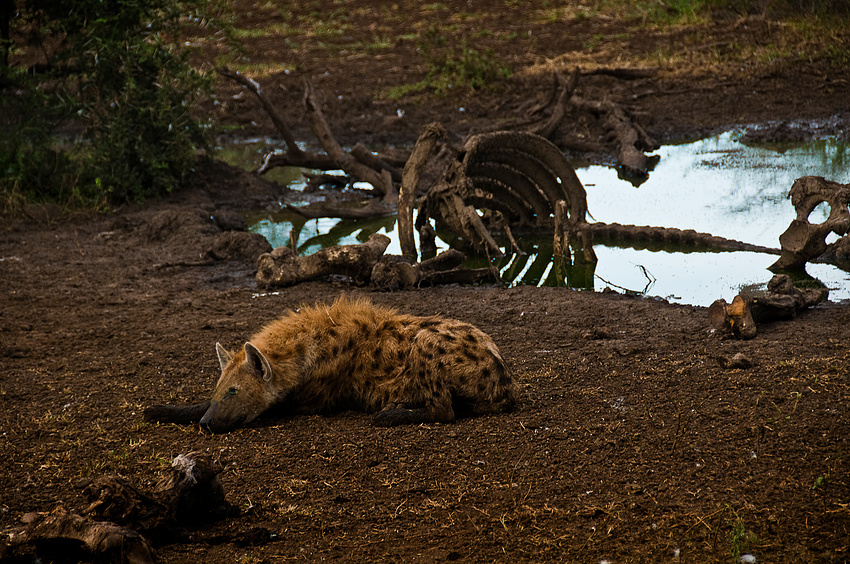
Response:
[526, 68, 580, 140]
[351, 143, 402, 182]
[256, 232, 390, 288]
[770, 176, 850, 271]
[217, 67, 328, 168]
[399, 122, 445, 260]
[570, 94, 658, 179]
[303, 80, 395, 200]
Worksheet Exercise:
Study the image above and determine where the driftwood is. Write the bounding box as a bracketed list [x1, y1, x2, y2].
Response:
[2, 453, 230, 564]
[770, 176, 850, 270]
[708, 274, 824, 340]
[371, 249, 496, 290]
[524, 66, 659, 178]
[570, 94, 658, 179]
[303, 80, 395, 200]
[218, 68, 399, 201]
[256, 232, 390, 288]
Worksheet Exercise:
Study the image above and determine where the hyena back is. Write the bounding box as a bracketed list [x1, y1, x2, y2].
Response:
[144, 296, 517, 431]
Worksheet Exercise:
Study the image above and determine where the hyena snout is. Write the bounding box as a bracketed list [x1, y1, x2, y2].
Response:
[198, 400, 245, 432]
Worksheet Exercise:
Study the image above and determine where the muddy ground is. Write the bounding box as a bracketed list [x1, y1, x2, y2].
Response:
[2, 1, 849, 562]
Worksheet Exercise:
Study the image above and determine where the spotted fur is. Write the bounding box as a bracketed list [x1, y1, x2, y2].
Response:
[144, 296, 517, 431]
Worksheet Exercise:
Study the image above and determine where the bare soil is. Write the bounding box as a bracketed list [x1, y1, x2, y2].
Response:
[1, 2, 849, 562]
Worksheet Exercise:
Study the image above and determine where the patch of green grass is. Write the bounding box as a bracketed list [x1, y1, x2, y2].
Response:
[726, 507, 759, 563]
[385, 28, 510, 98]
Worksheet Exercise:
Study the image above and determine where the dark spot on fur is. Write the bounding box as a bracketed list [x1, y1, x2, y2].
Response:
[436, 346, 446, 355]
[499, 371, 512, 386]
[441, 333, 457, 342]
[464, 333, 478, 343]
[482, 367, 491, 379]
[419, 320, 440, 329]
[464, 350, 481, 362]
[425, 351, 433, 360]
[418, 370, 426, 379]
[294, 343, 306, 356]
[346, 337, 355, 352]
[436, 360, 445, 371]
[332, 345, 340, 355]
[375, 346, 382, 357]
[372, 361, 380, 370]
[328, 328, 337, 338]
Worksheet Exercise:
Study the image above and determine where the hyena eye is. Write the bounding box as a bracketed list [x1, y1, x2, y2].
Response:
[227, 387, 238, 396]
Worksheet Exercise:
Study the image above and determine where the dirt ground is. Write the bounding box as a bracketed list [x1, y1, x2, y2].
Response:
[2, 2, 849, 563]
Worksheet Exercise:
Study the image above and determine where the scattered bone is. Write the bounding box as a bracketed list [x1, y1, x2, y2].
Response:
[2, 453, 229, 564]
[708, 274, 825, 339]
[770, 176, 850, 271]
[716, 352, 753, 369]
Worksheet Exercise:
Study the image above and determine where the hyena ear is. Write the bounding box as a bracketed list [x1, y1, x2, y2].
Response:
[244, 342, 274, 382]
[215, 342, 234, 372]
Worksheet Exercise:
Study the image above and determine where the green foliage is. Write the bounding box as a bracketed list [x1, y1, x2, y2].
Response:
[726, 506, 759, 563]
[1, 0, 222, 210]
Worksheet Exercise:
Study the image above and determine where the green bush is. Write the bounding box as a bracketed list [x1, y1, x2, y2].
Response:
[0, 0, 220, 210]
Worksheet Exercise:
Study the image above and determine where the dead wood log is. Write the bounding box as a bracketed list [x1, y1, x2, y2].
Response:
[770, 176, 850, 271]
[217, 67, 334, 170]
[371, 249, 459, 290]
[399, 122, 446, 260]
[303, 80, 395, 200]
[527, 68, 580, 140]
[351, 143, 402, 182]
[256, 232, 390, 288]
[570, 94, 659, 179]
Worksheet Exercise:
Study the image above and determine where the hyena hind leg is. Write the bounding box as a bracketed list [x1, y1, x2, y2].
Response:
[372, 400, 456, 427]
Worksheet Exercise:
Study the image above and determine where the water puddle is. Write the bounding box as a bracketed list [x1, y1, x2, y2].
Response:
[233, 131, 850, 306]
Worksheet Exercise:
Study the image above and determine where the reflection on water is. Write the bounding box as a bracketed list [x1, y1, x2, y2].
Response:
[244, 131, 850, 306]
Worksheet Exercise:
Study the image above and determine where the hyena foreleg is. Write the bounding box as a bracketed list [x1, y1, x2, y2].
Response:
[144, 401, 211, 425]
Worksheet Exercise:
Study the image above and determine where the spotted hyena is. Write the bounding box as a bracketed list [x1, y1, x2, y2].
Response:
[144, 296, 517, 432]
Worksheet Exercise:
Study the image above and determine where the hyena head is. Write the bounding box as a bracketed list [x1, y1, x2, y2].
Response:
[199, 342, 277, 432]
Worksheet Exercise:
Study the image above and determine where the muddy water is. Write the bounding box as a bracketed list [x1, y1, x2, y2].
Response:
[237, 132, 850, 306]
